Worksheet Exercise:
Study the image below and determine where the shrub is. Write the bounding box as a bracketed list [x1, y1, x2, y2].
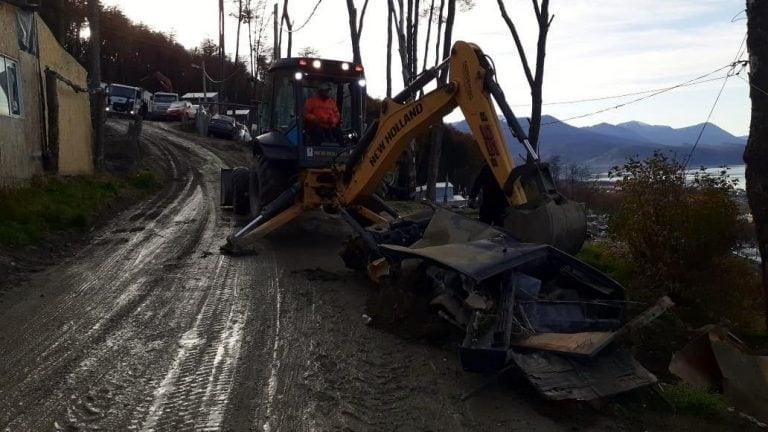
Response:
[609, 152, 741, 298]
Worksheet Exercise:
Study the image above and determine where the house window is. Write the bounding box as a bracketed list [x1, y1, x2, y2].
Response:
[0, 55, 22, 117]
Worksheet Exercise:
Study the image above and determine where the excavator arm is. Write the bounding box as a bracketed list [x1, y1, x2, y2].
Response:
[341, 41, 584, 252]
[343, 42, 528, 206]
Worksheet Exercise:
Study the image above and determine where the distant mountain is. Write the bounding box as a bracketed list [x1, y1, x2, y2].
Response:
[616, 121, 747, 148]
[450, 116, 746, 170]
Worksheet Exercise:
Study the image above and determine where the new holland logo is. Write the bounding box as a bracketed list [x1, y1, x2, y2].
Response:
[369, 103, 424, 167]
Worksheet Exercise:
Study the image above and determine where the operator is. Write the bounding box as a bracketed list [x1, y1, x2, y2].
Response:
[304, 83, 341, 145]
[468, 164, 508, 226]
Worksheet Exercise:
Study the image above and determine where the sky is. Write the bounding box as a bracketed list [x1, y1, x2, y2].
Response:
[101, 0, 751, 136]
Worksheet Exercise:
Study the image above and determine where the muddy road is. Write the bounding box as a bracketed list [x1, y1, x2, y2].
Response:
[0, 121, 630, 431]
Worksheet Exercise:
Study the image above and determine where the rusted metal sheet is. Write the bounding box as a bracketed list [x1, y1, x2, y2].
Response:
[511, 349, 657, 401]
[672, 326, 768, 424]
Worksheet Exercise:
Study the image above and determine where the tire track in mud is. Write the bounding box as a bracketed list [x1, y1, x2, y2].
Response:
[0, 122, 274, 431]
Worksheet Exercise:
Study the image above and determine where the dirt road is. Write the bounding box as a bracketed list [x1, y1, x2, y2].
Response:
[0, 122, 662, 431]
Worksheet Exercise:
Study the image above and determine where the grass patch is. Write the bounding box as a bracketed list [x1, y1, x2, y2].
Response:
[576, 242, 633, 285]
[0, 170, 162, 247]
[660, 383, 728, 417]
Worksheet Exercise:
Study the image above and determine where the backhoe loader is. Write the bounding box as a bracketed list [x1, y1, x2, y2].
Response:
[220, 41, 661, 400]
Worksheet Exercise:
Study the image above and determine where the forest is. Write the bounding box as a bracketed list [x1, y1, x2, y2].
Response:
[37, 0, 259, 104]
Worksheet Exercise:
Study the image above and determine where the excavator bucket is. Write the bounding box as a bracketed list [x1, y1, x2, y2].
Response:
[504, 199, 586, 256]
[501, 161, 587, 255]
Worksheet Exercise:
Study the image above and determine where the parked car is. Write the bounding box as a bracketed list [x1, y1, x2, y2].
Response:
[208, 114, 237, 139]
[166, 101, 194, 121]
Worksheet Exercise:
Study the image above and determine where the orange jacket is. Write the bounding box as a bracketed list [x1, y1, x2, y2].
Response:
[304, 96, 340, 128]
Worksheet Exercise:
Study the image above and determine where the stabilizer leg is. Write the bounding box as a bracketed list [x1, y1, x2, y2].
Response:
[220, 183, 303, 255]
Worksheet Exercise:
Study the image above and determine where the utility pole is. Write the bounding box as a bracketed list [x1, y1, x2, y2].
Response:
[87, 0, 104, 171]
[219, 0, 226, 114]
[191, 61, 208, 136]
[273, 2, 279, 60]
[744, 0, 768, 328]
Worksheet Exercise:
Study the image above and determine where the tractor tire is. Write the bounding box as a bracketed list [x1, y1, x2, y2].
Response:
[249, 155, 292, 217]
[231, 167, 251, 215]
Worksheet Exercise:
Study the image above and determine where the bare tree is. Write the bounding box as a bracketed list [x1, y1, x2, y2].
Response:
[233, 0, 243, 66]
[424, 0, 455, 201]
[252, 0, 269, 79]
[744, 0, 768, 328]
[345, 0, 370, 64]
[280, 0, 293, 57]
[496, 0, 553, 152]
[421, 0, 435, 72]
[386, 0, 393, 97]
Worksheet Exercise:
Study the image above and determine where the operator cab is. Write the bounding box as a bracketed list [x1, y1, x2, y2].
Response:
[257, 57, 366, 168]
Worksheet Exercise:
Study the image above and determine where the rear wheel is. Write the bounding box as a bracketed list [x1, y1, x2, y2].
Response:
[249, 155, 292, 217]
[231, 167, 251, 215]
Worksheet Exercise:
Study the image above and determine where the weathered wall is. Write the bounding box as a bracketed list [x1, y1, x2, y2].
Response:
[37, 12, 92, 176]
[0, 2, 42, 187]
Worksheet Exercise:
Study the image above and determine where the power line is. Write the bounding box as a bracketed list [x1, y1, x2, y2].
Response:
[541, 64, 734, 126]
[683, 31, 748, 167]
[204, 67, 241, 84]
[511, 75, 731, 108]
[284, 0, 324, 33]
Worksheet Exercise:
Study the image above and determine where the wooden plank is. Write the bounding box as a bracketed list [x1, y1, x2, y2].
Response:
[512, 332, 616, 357]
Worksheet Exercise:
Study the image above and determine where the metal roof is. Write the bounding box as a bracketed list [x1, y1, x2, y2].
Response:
[181, 92, 219, 98]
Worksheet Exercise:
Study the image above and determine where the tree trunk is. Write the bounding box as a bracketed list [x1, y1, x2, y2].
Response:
[745, 0, 768, 329]
[280, 0, 292, 57]
[434, 0, 444, 67]
[422, 0, 435, 72]
[528, 0, 550, 152]
[496, 0, 550, 152]
[88, 0, 104, 171]
[273, 3, 279, 60]
[235, 0, 243, 66]
[386, 0, 393, 97]
[425, 0, 454, 201]
[411, 0, 419, 77]
[346, 1, 362, 64]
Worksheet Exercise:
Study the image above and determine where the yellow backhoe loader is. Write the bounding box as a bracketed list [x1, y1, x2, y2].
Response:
[219, 42, 662, 400]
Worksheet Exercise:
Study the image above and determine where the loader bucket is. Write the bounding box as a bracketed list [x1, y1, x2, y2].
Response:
[503, 198, 587, 255]
[500, 161, 587, 255]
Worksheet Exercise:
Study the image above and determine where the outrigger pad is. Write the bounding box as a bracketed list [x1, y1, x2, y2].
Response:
[219, 236, 260, 256]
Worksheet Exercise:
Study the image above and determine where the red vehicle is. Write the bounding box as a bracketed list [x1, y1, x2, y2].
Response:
[166, 101, 194, 121]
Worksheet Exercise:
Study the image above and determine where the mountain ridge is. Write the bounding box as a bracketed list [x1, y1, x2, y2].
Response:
[450, 116, 746, 170]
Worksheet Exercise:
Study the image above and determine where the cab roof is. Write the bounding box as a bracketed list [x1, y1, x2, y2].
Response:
[269, 58, 365, 78]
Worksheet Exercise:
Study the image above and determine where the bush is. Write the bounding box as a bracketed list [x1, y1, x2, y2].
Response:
[609, 152, 741, 297]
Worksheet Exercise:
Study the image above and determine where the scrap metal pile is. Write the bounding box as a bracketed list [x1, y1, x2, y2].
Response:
[347, 207, 672, 401]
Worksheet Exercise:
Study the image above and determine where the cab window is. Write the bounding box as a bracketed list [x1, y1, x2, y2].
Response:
[271, 75, 295, 132]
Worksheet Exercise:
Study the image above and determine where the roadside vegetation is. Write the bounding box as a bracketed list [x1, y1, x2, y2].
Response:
[0, 171, 161, 247]
[571, 151, 764, 369]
